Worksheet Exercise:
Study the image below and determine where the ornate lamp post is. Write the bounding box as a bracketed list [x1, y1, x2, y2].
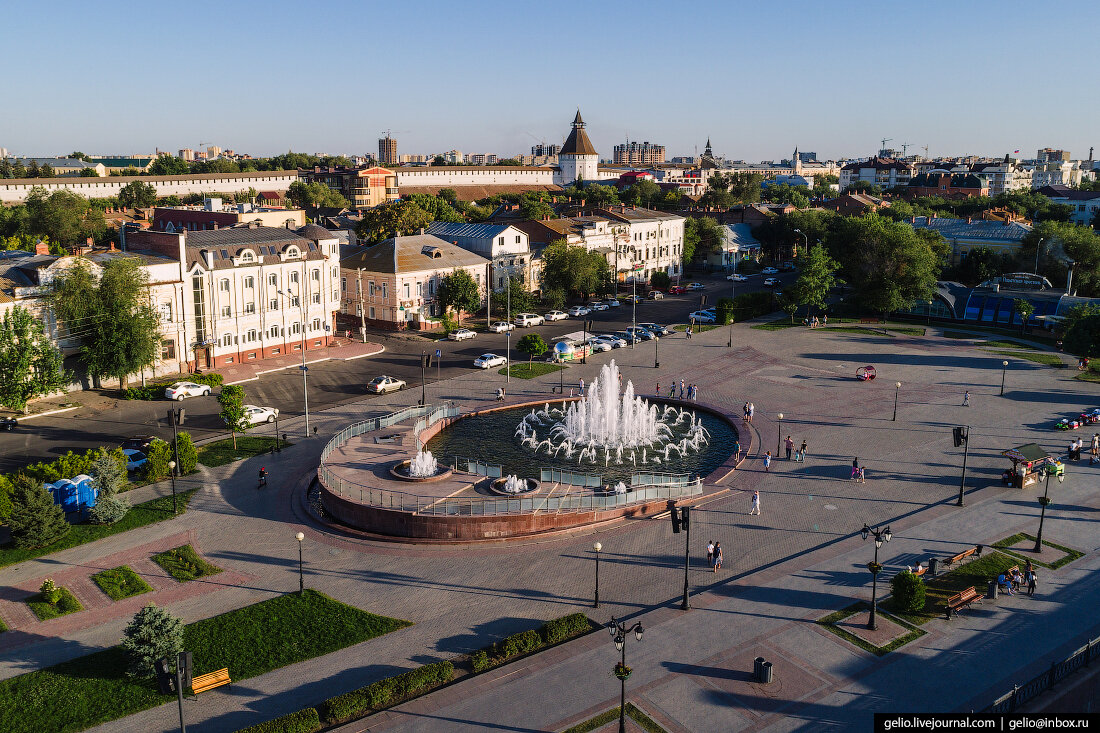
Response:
[1000, 360, 1009, 396]
[860, 523, 892, 630]
[167, 460, 178, 514]
[277, 288, 310, 436]
[776, 413, 784, 455]
[608, 617, 644, 733]
[295, 531, 305, 594]
[1033, 467, 1056, 553]
[593, 542, 602, 608]
[653, 335, 659, 369]
[892, 382, 902, 421]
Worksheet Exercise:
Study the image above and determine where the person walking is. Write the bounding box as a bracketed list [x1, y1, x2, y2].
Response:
[496, 387, 505, 401]
[713, 542, 723, 572]
[857, 466, 866, 483]
[733, 438, 742, 462]
[1026, 560, 1037, 596]
[656, 381, 660, 397]
[743, 401, 750, 420]
[763, 451, 772, 472]
[1091, 433, 1099, 464]
[822, 314, 828, 327]
[784, 435, 794, 460]
[686, 322, 693, 338]
[749, 490, 761, 515]
[579, 378, 585, 396]
[963, 390, 970, 407]
[851, 458, 860, 480]
[799, 439, 808, 461]
[706, 540, 715, 567]
[669, 382, 676, 398]
[748, 403, 755, 422]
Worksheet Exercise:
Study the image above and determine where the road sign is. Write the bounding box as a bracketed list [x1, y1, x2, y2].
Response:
[435, 349, 441, 359]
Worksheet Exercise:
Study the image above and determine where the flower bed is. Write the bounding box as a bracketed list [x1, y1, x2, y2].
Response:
[151, 544, 222, 582]
[92, 566, 152, 601]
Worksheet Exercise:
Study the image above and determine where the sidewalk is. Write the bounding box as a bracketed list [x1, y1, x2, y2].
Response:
[218, 339, 385, 384]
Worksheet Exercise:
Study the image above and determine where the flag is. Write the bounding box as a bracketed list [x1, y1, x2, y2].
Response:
[1013, 149, 1020, 153]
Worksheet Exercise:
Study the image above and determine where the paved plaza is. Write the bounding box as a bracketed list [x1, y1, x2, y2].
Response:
[1, 318, 1098, 732]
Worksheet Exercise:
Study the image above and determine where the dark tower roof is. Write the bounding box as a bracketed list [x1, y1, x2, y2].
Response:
[561, 110, 598, 156]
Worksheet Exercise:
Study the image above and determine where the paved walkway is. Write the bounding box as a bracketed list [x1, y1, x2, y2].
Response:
[217, 339, 385, 384]
[0, 319, 1096, 732]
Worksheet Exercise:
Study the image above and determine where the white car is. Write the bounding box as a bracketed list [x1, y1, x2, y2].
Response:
[568, 306, 590, 317]
[606, 298, 621, 307]
[474, 353, 507, 369]
[638, 322, 672, 336]
[242, 405, 279, 425]
[762, 266, 779, 275]
[448, 328, 476, 341]
[626, 326, 655, 340]
[164, 381, 211, 401]
[489, 321, 516, 333]
[367, 375, 406, 394]
[514, 313, 544, 327]
[121, 449, 147, 472]
[544, 310, 568, 321]
[764, 277, 781, 287]
[689, 310, 717, 323]
[584, 338, 613, 353]
[587, 302, 609, 311]
[596, 334, 627, 348]
[727, 273, 748, 282]
[688, 282, 704, 291]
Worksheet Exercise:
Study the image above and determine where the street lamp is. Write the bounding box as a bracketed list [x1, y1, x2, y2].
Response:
[1033, 237, 1045, 275]
[776, 413, 784, 455]
[727, 272, 736, 348]
[295, 531, 305, 594]
[793, 228, 808, 261]
[419, 351, 427, 406]
[608, 617, 645, 733]
[1000, 360, 1009, 396]
[892, 382, 901, 421]
[277, 288, 310, 436]
[592, 542, 602, 608]
[860, 523, 892, 630]
[167, 460, 177, 515]
[506, 275, 511, 385]
[1033, 466, 1056, 553]
[653, 334, 660, 369]
[926, 300, 933, 326]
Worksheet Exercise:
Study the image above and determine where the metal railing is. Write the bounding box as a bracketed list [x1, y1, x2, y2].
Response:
[630, 472, 694, 488]
[413, 404, 461, 451]
[416, 479, 703, 516]
[454, 457, 503, 478]
[983, 637, 1099, 713]
[540, 468, 602, 487]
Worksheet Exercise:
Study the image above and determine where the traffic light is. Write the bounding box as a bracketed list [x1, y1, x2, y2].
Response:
[178, 651, 193, 691]
[680, 505, 690, 529]
[668, 500, 681, 533]
[154, 657, 175, 695]
[953, 426, 968, 447]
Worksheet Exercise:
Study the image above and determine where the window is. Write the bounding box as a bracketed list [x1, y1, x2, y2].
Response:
[369, 306, 375, 319]
[498, 237, 504, 245]
[332, 289, 338, 301]
[161, 340, 176, 361]
[220, 305, 231, 317]
[268, 325, 281, 338]
[221, 333, 233, 347]
[312, 318, 321, 331]
[516, 235, 521, 243]
[244, 302, 256, 314]
[356, 303, 362, 316]
[290, 322, 301, 335]
[368, 282, 375, 296]
[382, 283, 387, 299]
[404, 283, 410, 299]
[289, 271, 299, 284]
[219, 278, 230, 292]
[159, 301, 173, 322]
[286, 246, 301, 258]
[312, 292, 320, 304]
[332, 266, 338, 279]
[268, 273, 278, 286]
[244, 276, 255, 289]
[416, 282, 422, 297]
[291, 295, 300, 307]
[247, 329, 257, 342]
[429, 279, 435, 295]
[239, 250, 255, 264]
[341, 277, 347, 292]
[311, 269, 320, 281]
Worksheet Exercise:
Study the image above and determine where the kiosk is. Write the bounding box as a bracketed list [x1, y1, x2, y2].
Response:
[1001, 443, 1056, 489]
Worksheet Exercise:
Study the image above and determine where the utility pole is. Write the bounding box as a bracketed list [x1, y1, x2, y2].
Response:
[357, 268, 367, 343]
[956, 426, 970, 506]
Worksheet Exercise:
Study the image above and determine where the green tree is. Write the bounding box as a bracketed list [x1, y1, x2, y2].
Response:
[118, 181, 158, 209]
[438, 188, 458, 203]
[122, 604, 184, 678]
[684, 216, 723, 264]
[542, 287, 566, 311]
[0, 305, 69, 412]
[142, 438, 173, 482]
[715, 297, 735, 325]
[8, 474, 71, 549]
[1013, 298, 1035, 335]
[846, 180, 883, 195]
[174, 432, 198, 474]
[792, 243, 838, 316]
[1023, 222, 1100, 297]
[0, 159, 13, 178]
[621, 180, 662, 208]
[24, 186, 106, 245]
[218, 385, 248, 449]
[945, 247, 1006, 286]
[431, 156, 446, 166]
[355, 200, 433, 243]
[492, 276, 536, 314]
[285, 181, 350, 209]
[516, 333, 548, 364]
[12, 161, 27, 178]
[39, 164, 56, 178]
[48, 258, 161, 390]
[540, 240, 611, 300]
[90, 453, 127, 499]
[1062, 305, 1100, 357]
[890, 571, 926, 613]
[518, 196, 555, 221]
[406, 193, 464, 223]
[79, 167, 99, 177]
[147, 155, 191, 176]
[777, 292, 800, 324]
[69, 152, 91, 162]
[650, 271, 671, 290]
[27, 161, 41, 178]
[437, 269, 481, 325]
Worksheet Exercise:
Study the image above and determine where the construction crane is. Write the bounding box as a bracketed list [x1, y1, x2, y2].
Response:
[879, 137, 892, 154]
[901, 142, 912, 156]
[923, 145, 929, 159]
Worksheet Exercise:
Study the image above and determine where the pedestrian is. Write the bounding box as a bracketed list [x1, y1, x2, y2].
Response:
[713, 542, 723, 572]
[822, 314, 828, 327]
[748, 402, 755, 422]
[749, 490, 760, 515]
[763, 451, 771, 472]
[1026, 563, 1038, 596]
[784, 435, 794, 460]
[1091, 433, 1099, 464]
[858, 466, 866, 483]
[733, 438, 742, 461]
[686, 322, 693, 338]
[743, 401, 750, 420]
[579, 378, 585, 396]
[851, 458, 860, 480]
[656, 381, 661, 397]
[963, 390, 970, 407]
[706, 540, 715, 567]
[669, 382, 676, 398]
[496, 387, 505, 401]
[799, 439, 808, 461]
[618, 372, 623, 389]
[679, 379, 685, 399]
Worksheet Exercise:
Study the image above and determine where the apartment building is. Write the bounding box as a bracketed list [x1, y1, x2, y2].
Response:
[613, 141, 666, 166]
[595, 206, 686, 283]
[379, 137, 398, 164]
[839, 158, 915, 191]
[298, 166, 399, 209]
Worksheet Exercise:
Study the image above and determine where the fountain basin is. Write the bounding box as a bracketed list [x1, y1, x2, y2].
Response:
[488, 476, 540, 495]
[390, 460, 454, 482]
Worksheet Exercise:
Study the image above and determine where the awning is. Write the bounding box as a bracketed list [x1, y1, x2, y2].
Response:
[1001, 443, 1052, 463]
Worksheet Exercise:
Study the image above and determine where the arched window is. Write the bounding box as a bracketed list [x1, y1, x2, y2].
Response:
[239, 250, 255, 264]
[285, 246, 301, 259]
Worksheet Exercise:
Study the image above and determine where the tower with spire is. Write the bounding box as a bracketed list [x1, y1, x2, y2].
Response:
[700, 138, 717, 169]
[555, 110, 599, 185]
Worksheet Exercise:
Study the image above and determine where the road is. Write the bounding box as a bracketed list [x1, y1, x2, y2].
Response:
[0, 270, 793, 474]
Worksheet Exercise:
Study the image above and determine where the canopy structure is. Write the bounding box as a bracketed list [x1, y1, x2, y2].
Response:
[1001, 443, 1053, 464]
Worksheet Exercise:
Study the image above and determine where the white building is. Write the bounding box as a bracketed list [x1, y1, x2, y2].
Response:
[1037, 186, 1100, 226]
[839, 158, 915, 191]
[425, 222, 532, 290]
[971, 157, 1033, 196]
[0, 170, 297, 204]
[555, 111, 600, 186]
[595, 206, 686, 283]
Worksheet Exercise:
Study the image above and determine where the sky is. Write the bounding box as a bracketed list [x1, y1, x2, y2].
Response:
[5, 0, 1099, 163]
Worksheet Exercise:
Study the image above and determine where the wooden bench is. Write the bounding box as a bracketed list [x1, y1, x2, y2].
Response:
[912, 565, 927, 577]
[191, 668, 231, 695]
[946, 586, 983, 619]
[943, 546, 977, 566]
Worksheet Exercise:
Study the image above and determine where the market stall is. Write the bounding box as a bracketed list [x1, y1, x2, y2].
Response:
[1001, 443, 1057, 489]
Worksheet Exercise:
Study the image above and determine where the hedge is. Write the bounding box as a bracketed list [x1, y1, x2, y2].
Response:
[124, 373, 223, 401]
[471, 613, 590, 673]
[731, 291, 776, 320]
[235, 708, 321, 733]
[318, 661, 454, 725]
[1, 447, 127, 521]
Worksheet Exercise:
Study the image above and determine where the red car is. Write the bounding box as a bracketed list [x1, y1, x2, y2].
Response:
[667, 285, 686, 295]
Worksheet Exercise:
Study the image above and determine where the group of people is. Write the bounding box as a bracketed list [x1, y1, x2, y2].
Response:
[742, 402, 755, 422]
[783, 436, 808, 461]
[1077, 356, 1091, 371]
[659, 379, 698, 400]
[1067, 434, 1100, 463]
[850, 458, 866, 483]
[705, 540, 724, 572]
[804, 315, 828, 328]
[997, 561, 1038, 596]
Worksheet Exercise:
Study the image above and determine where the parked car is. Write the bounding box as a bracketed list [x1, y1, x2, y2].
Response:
[567, 305, 591, 317]
[622, 294, 643, 304]
[637, 322, 672, 336]
[626, 326, 655, 341]
[120, 436, 156, 452]
[689, 310, 717, 323]
[121, 449, 147, 472]
[164, 381, 212, 401]
[779, 262, 797, 272]
[613, 330, 642, 345]
[489, 321, 515, 333]
[646, 291, 665, 300]
[606, 298, 621, 307]
[726, 273, 748, 282]
[474, 353, 507, 369]
[240, 405, 279, 425]
[367, 375, 406, 394]
[1, 416, 18, 432]
[764, 277, 781, 287]
[762, 266, 779, 275]
[587, 301, 609, 311]
[668, 285, 686, 295]
[514, 313, 544, 327]
[584, 338, 613, 353]
[544, 310, 568, 321]
[448, 328, 476, 341]
[596, 334, 627, 348]
[688, 282, 704, 291]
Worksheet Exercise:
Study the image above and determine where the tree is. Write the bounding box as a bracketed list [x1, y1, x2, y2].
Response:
[39, 164, 55, 178]
[48, 258, 161, 390]
[890, 571, 926, 613]
[715, 297, 735, 325]
[1013, 298, 1035, 335]
[88, 494, 130, 524]
[650, 271, 671, 290]
[1023, 222, 1100, 297]
[218, 385, 248, 449]
[24, 186, 106, 245]
[142, 438, 173, 482]
[516, 333, 548, 364]
[438, 188, 458, 203]
[540, 240, 612, 300]
[491, 276, 536, 314]
[8, 474, 70, 549]
[174, 432, 198, 474]
[777, 292, 800, 324]
[684, 216, 723, 264]
[437, 270, 481, 325]
[285, 181, 350, 209]
[621, 180, 662, 208]
[147, 155, 191, 176]
[118, 181, 158, 209]
[122, 604, 184, 678]
[90, 453, 127, 499]
[355, 200, 433, 244]
[79, 167, 100, 177]
[431, 156, 446, 166]
[945, 247, 1005, 286]
[792, 243, 838, 316]
[27, 161, 41, 178]
[846, 180, 883, 195]
[69, 152, 91, 162]
[1062, 305, 1100, 357]
[518, 196, 555, 221]
[0, 306, 69, 412]
[12, 161, 26, 178]
[406, 193, 464, 223]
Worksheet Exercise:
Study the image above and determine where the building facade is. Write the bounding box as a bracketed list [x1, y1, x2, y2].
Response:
[425, 222, 532, 290]
[556, 111, 599, 186]
[379, 137, 398, 164]
[839, 158, 914, 191]
[909, 216, 1031, 264]
[1038, 185, 1100, 226]
[0, 170, 297, 204]
[299, 166, 399, 209]
[150, 200, 306, 232]
[613, 141, 666, 166]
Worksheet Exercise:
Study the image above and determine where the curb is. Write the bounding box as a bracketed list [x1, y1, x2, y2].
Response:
[8, 405, 82, 421]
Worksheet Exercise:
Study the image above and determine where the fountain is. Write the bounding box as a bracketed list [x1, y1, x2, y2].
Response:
[489, 474, 539, 495]
[408, 450, 438, 478]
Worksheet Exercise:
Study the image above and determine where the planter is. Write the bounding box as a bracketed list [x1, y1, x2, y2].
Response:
[867, 562, 883, 575]
[613, 664, 632, 680]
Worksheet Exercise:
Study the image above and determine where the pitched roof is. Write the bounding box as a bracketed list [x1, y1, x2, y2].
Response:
[341, 234, 488, 274]
[8, 157, 91, 168]
[427, 222, 514, 239]
[560, 111, 598, 157]
[185, 226, 309, 248]
[296, 223, 337, 241]
[592, 206, 683, 223]
[1037, 185, 1100, 201]
[911, 216, 1031, 242]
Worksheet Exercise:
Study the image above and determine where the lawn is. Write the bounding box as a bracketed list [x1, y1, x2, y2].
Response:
[885, 552, 1019, 624]
[981, 339, 1039, 350]
[673, 323, 721, 332]
[151, 544, 222, 582]
[1075, 364, 1100, 383]
[563, 703, 667, 733]
[0, 590, 410, 733]
[0, 490, 197, 569]
[987, 349, 1066, 368]
[92, 566, 153, 601]
[498, 362, 564, 379]
[992, 533, 1084, 570]
[816, 602, 925, 655]
[27, 587, 84, 621]
[197, 435, 287, 467]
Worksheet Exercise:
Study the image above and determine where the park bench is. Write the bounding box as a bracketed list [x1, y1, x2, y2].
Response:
[946, 586, 983, 619]
[859, 318, 880, 325]
[912, 565, 927, 577]
[191, 668, 231, 695]
[943, 546, 978, 566]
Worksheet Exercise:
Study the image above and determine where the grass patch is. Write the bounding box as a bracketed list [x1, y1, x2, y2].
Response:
[0, 490, 197, 569]
[151, 544, 222, 582]
[751, 319, 800, 331]
[943, 330, 975, 339]
[0, 617, 7, 633]
[987, 350, 1066, 367]
[0, 590, 409, 733]
[197, 435, 288, 467]
[562, 703, 667, 733]
[992, 533, 1084, 570]
[1075, 364, 1100, 383]
[886, 552, 1019, 624]
[92, 566, 153, 601]
[981, 339, 1039, 350]
[673, 323, 721, 333]
[498, 362, 564, 379]
[27, 586, 84, 621]
[887, 326, 926, 336]
[816, 602, 925, 655]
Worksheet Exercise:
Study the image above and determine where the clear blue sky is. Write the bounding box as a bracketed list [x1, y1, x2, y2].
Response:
[6, 0, 1098, 162]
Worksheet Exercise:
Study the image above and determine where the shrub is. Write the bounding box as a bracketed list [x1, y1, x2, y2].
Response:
[715, 297, 735, 326]
[650, 271, 671, 290]
[469, 649, 490, 672]
[0, 474, 14, 521]
[40, 578, 61, 605]
[319, 661, 454, 724]
[88, 495, 130, 525]
[174, 432, 198, 474]
[540, 613, 590, 645]
[890, 570, 927, 613]
[121, 604, 183, 678]
[142, 439, 172, 482]
[8, 474, 70, 549]
[91, 454, 127, 498]
[236, 708, 321, 733]
[501, 629, 541, 658]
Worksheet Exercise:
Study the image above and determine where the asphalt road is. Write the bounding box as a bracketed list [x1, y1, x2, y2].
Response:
[0, 270, 794, 474]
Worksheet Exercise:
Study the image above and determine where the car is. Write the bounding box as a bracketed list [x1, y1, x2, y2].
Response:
[121, 449, 147, 472]
[667, 285, 686, 295]
[764, 277, 781, 287]
[622, 294, 643, 304]
[596, 334, 627, 348]
[779, 262, 797, 272]
[514, 313, 544, 327]
[474, 353, 507, 369]
[688, 282, 704, 291]
[567, 305, 591, 317]
[613, 330, 642, 345]
[448, 328, 476, 341]
[544, 310, 568, 321]
[165, 381, 211, 401]
[120, 435, 156, 452]
[689, 310, 717, 323]
[584, 338, 613, 353]
[626, 326, 655, 341]
[637, 322, 672, 336]
[489, 321, 515, 333]
[587, 301, 609, 311]
[1, 416, 18, 432]
[367, 375, 406, 394]
[762, 266, 779, 274]
[238, 405, 279, 425]
[646, 290, 665, 300]
[726, 273, 749, 282]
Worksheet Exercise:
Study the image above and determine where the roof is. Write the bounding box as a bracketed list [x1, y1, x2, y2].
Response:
[295, 223, 336, 241]
[724, 223, 761, 247]
[593, 206, 683, 223]
[341, 234, 489, 274]
[560, 111, 598, 157]
[1002, 444, 1052, 463]
[841, 157, 912, 172]
[8, 157, 91, 168]
[0, 170, 296, 186]
[88, 157, 154, 168]
[0, 251, 57, 301]
[1037, 185, 1100, 201]
[911, 216, 1031, 242]
[427, 222, 515, 240]
[184, 226, 310, 248]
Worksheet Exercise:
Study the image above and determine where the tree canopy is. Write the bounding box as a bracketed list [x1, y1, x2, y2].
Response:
[792, 243, 838, 315]
[0, 306, 69, 412]
[540, 240, 612, 299]
[684, 216, 723, 263]
[436, 269, 481, 324]
[24, 187, 106, 245]
[285, 181, 350, 209]
[354, 200, 433, 244]
[118, 181, 158, 209]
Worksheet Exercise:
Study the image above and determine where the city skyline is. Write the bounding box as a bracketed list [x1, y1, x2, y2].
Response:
[4, 0, 1098, 162]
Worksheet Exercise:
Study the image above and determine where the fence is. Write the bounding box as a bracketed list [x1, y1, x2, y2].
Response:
[413, 404, 462, 450]
[630, 472, 694, 488]
[454, 457, 503, 478]
[983, 637, 1099, 713]
[540, 468, 602, 487]
[417, 479, 703, 516]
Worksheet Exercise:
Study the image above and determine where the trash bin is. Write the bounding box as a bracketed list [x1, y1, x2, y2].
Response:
[988, 580, 998, 600]
[760, 661, 774, 684]
[754, 657, 765, 681]
[929, 557, 938, 578]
